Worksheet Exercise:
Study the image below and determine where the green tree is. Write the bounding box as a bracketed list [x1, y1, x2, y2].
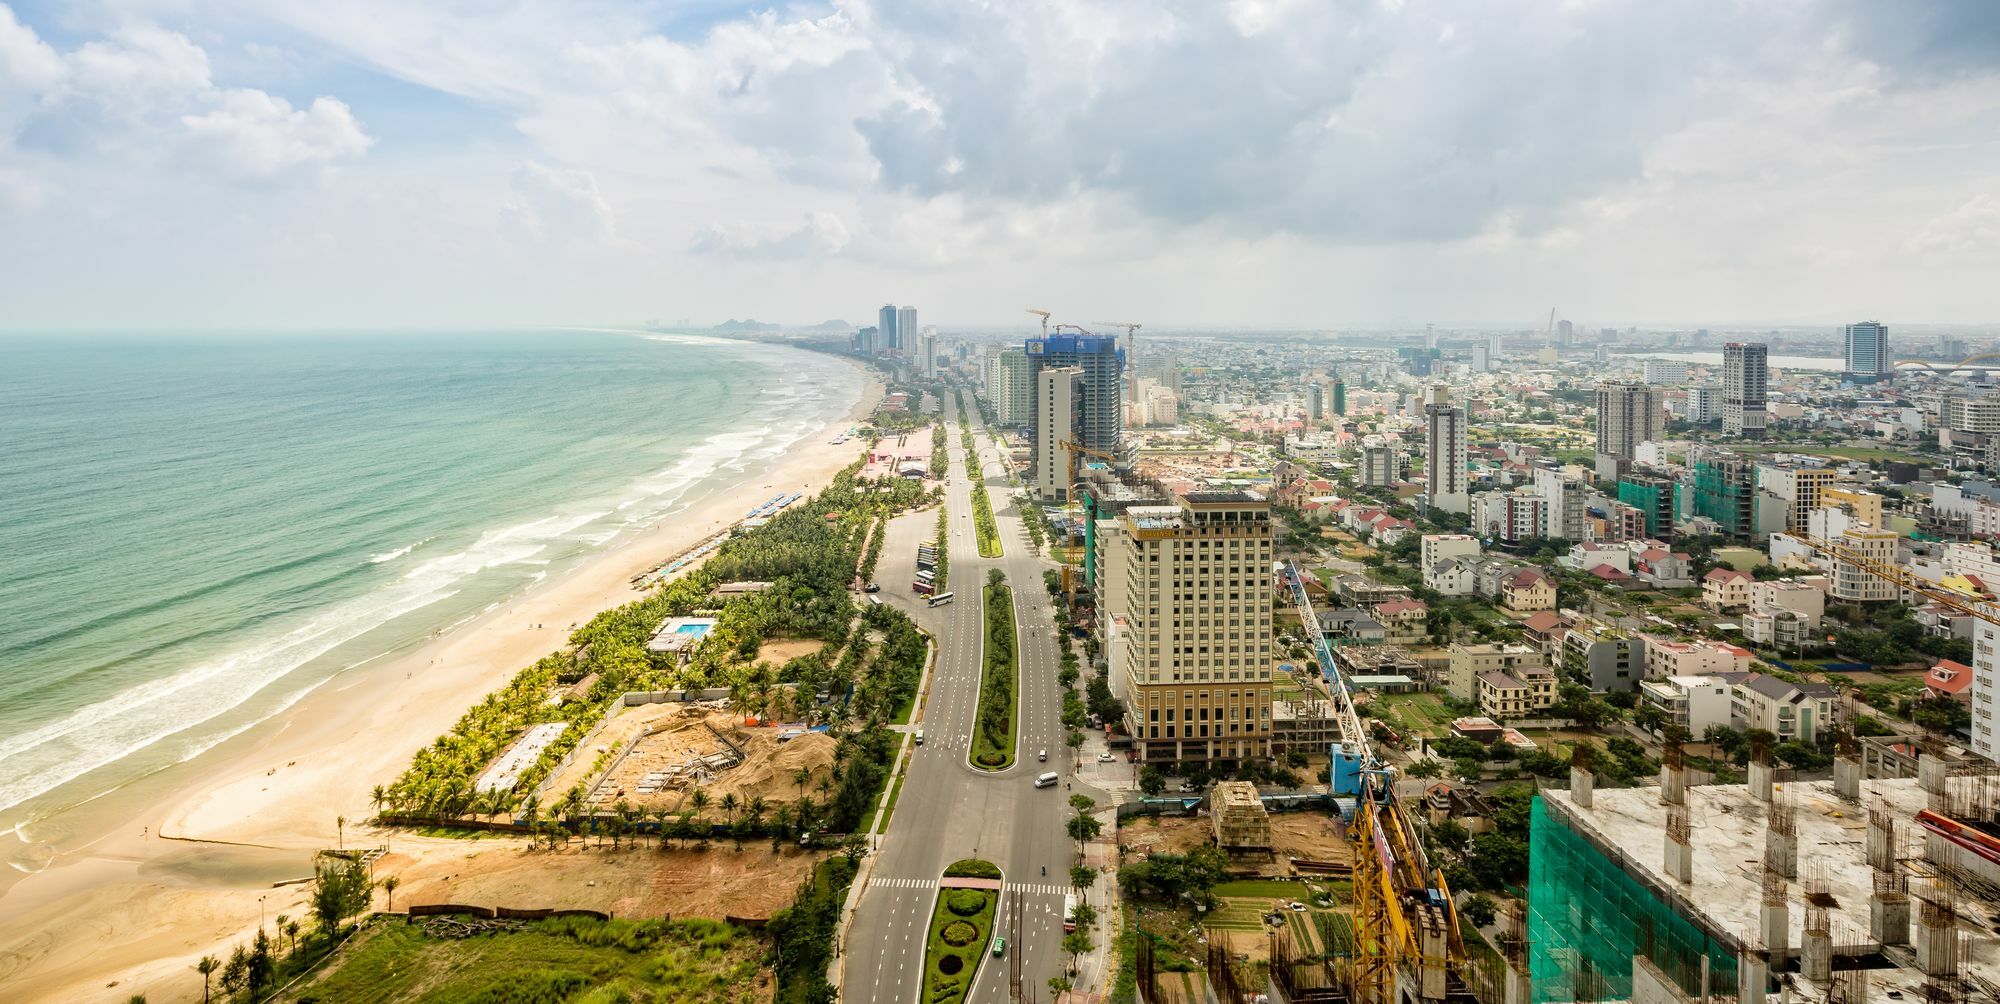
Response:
[194, 955, 218, 1004]
[1138, 765, 1165, 795]
[311, 856, 372, 935]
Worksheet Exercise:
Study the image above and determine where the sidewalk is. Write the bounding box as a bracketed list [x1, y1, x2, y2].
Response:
[1059, 807, 1121, 1003]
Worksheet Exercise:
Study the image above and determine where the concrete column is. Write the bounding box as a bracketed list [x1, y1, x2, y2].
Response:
[1802, 928, 1832, 984]
[1871, 891, 1910, 946]
[1569, 766, 1594, 808]
[1765, 825, 1797, 879]
[1915, 902, 1956, 978]
[1738, 953, 1769, 1004]
[1762, 898, 1790, 968]
[1503, 961, 1531, 1004]
[1866, 813, 1894, 872]
[1918, 753, 1948, 798]
[1660, 764, 1685, 805]
[1749, 759, 1774, 801]
[1833, 757, 1861, 800]
[1665, 833, 1693, 884]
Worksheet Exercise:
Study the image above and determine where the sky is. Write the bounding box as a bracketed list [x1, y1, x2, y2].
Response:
[1, 0, 1998, 331]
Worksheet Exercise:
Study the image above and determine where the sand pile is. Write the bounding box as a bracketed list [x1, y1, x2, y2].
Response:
[700, 730, 835, 808]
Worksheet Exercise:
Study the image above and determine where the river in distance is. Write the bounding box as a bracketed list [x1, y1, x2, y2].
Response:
[0, 329, 861, 861]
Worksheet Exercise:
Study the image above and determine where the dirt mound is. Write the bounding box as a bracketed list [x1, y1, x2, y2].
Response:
[699, 729, 835, 809]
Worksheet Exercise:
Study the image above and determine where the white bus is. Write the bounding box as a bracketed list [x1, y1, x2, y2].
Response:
[1063, 894, 1078, 932]
[927, 592, 955, 607]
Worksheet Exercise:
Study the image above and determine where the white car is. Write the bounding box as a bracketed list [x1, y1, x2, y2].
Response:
[1096, 752, 1116, 763]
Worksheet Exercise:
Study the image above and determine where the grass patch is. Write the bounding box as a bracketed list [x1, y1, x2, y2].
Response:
[864, 755, 911, 834]
[924, 862, 1001, 1004]
[970, 578, 1018, 772]
[1211, 879, 1310, 898]
[282, 916, 764, 1004]
[970, 478, 1003, 558]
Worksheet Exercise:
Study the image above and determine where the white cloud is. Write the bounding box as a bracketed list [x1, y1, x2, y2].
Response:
[689, 211, 850, 259]
[68, 23, 212, 110]
[503, 160, 620, 245]
[1907, 194, 2000, 255]
[181, 89, 371, 178]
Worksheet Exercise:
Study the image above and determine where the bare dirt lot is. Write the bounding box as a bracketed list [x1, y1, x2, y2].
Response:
[382, 836, 822, 922]
[1118, 811, 1352, 875]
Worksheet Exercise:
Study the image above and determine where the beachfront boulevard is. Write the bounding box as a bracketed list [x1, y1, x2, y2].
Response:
[843, 406, 1094, 1002]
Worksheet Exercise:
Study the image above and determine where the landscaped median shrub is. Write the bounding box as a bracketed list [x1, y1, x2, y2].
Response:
[969, 574, 1017, 771]
[922, 859, 1001, 1004]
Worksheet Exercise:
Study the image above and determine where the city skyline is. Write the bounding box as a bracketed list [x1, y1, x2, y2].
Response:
[4, 2, 2000, 329]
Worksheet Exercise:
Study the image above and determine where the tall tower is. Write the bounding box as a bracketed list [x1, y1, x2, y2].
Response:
[1332, 380, 1347, 416]
[1723, 342, 1768, 439]
[1424, 385, 1469, 514]
[1307, 382, 1324, 421]
[1842, 321, 1890, 381]
[1026, 332, 1125, 496]
[1595, 382, 1665, 462]
[896, 306, 918, 354]
[1033, 366, 1085, 501]
[878, 304, 899, 352]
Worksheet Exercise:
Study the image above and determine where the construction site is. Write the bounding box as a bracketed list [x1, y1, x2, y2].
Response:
[540, 699, 837, 817]
[1528, 736, 2000, 1004]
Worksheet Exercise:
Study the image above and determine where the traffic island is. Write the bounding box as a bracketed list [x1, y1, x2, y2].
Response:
[969, 573, 1019, 771]
[923, 859, 1004, 1004]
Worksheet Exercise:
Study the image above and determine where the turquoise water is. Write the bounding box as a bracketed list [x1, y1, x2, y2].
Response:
[0, 330, 859, 831]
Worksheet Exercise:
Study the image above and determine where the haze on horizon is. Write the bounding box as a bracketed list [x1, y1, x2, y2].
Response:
[2, 0, 1997, 331]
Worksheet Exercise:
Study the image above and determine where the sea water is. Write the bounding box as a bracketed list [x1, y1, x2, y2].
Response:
[0, 329, 859, 836]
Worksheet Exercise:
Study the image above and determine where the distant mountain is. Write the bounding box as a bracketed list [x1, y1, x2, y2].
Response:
[809, 319, 853, 331]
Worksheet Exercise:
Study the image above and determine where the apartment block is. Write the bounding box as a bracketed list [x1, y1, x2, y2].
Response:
[1109, 491, 1276, 765]
[1446, 643, 1545, 703]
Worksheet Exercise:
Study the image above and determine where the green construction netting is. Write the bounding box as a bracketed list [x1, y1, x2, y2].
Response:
[1528, 797, 1738, 1002]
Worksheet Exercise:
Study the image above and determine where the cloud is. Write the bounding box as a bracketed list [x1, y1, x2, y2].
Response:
[181, 89, 371, 178]
[68, 23, 212, 110]
[1907, 193, 2000, 255]
[503, 159, 620, 244]
[689, 211, 850, 259]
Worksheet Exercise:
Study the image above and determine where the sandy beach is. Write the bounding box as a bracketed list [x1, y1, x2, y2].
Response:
[0, 366, 882, 1004]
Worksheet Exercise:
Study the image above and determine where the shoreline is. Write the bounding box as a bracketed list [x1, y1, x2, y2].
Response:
[0, 361, 883, 1003]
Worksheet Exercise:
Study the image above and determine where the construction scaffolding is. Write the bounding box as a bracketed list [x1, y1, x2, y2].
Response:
[1528, 798, 1739, 1002]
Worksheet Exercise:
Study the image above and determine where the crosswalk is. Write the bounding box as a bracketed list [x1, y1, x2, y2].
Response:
[871, 876, 1072, 898]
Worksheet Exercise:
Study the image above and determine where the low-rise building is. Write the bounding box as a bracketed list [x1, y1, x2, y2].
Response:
[1701, 567, 1755, 611]
[1498, 566, 1557, 613]
[1731, 674, 1836, 744]
[1926, 659, 1974, 703]
[1425, 557, 1478, 597]
[1741, 606, 1814, 651]
[1272, 698, 1344, 755]
[1640, 634, 1753, 679]
[1372, 598, 1430, 645]
[1477, 665, 1557, 719]
[1447, 642, 1546, 702]
[1419, 533, 1481, 569]
[1317, 607, 1387, 644]
[1560, 621, 1643, 693]
[1749, 579, 1825, 626]
[1637, 674, 1739, 738]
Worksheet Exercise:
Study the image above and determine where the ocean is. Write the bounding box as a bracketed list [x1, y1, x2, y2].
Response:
[0, 329, 860, 841]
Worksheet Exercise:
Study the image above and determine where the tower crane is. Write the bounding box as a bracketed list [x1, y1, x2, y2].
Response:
[1096, 322, 1143, 409]
[1055, 437, 1122, 598]
[1284, 561, 1467, 1004]
[1027, 309, 1050, 336]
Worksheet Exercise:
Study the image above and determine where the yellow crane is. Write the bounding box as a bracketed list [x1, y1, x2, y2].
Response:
[1793, 532, 2000, 628]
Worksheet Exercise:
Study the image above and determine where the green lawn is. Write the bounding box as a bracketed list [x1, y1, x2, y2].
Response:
[1211, 879, 1311, 898]
[282, 916, 764, 1004]
[970, 581, 1019, 771]
[1370, 692, 1454, 735]
[863, 753, 912, 834]
[924, 869, 1001, 1004]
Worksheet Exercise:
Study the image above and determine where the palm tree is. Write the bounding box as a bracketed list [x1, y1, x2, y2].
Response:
[792, 766, 813, 802]
[284, 919, 301, 956]
[690, 788, 710, 817]
[274, 914, 290, 955]
[194, 955, 219, 1004]
[371, 784, 386, 821]
[335, 814, 346, 850]
[383, 875, 401, 911]
[720, 792, 738, 823]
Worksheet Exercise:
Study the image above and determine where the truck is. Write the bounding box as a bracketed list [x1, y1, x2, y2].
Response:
[1063, 894, 1078, 932]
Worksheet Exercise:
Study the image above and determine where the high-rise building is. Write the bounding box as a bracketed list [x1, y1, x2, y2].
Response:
[1754, 461, 1836, 533]
[1103, 491, 1274, 765]
[1842, 321, 1891, 381]
[919, 326, 939, 376]
[1424, 384, 1470, 514]
[1642, 359, 1688, 385]
[1595, 382, 1665, 463]
[1556, 318, 1574, 344]
[1691, 452, 1755, 537]
[1331, 380, 1346, 416]
[896, 307, 918, 353]
[857, 325, 880, 355]
[1722, 342, 1768, 438]
[1027, 333, 1125, 499]
[1360, 439, 1399, 487]
[990, 348, 1033, 426]
[1685, 385, 1721, 424]
[1942, 393, 2000, 436]
[1616, 472, 1678, 539]
[1472, 342, 1491, 372]
[1534, 466, 1589, 542]
[878, 304, 900, 352]
[1032, 366, 1085, 500]
[1307, 382, 1324, 420]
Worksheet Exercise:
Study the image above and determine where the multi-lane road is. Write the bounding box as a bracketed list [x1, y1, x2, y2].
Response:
[843, 403, 1098, 1003]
